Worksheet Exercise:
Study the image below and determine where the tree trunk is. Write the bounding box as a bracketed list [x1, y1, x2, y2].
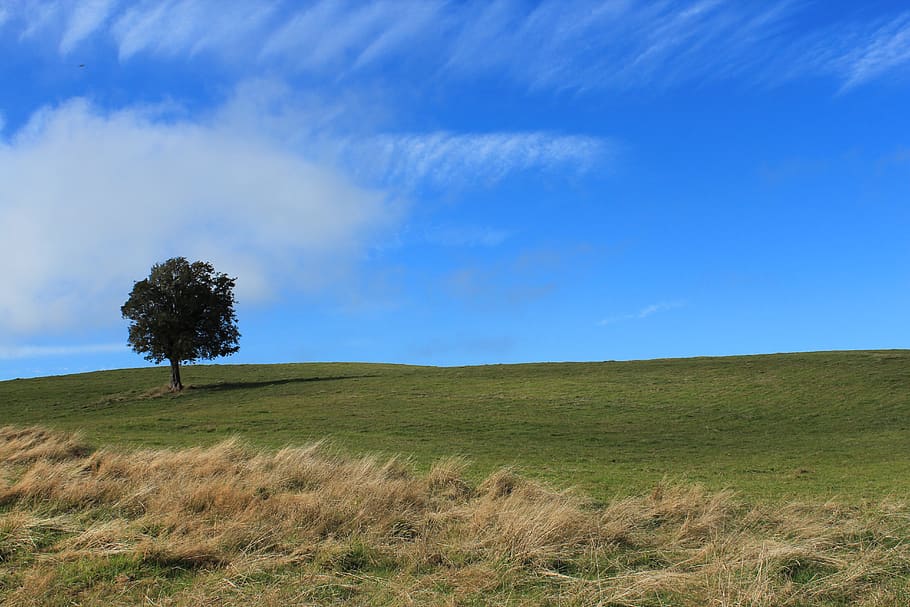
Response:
[169, 359, 183, 392]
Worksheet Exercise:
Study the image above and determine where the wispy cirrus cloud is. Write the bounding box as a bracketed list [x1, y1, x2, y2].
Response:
[339, 131, 611, 191]
[442, 0, 799, 91]
[598, 301, 685, 326]
[837, 13, 910, 90]
[59, 0, 118, 54]
[260, 0, 444, 73]
[768, 10, 910, 91]
[112, 0, 276, 60]
[6, 1, 910, 92]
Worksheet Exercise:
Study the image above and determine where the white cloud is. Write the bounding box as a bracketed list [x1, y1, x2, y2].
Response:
[636, 301, 684, 319]
[256, 0, 799, 91]
[839, 13, 910, 90]
[16, 1, 59, 40]
[0, 95, 396, 336]
[59, 0, 119, 54]
[599, 301, 685, 326]
[0, 85, 596, 340]
[6, 1, 910, 92]
[111, 0, 276, 60]
[261, 1, 444, 72]
[341, 131, 610, 190]
[439, 0, 800, 91]
[0, 343, 126, 360]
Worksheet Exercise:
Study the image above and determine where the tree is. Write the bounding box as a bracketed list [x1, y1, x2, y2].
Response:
[121, 257, 240, 391]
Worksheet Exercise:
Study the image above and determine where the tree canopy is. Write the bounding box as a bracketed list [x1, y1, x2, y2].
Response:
[121, 257, 240, 391]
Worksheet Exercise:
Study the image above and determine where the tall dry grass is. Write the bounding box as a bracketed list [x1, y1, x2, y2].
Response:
[0, 425, 907, 606]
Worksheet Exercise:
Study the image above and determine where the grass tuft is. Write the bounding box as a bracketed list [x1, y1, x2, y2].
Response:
[0, 426, 908, 605]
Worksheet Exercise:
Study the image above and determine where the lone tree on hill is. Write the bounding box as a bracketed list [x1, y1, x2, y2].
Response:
[122, 257, 240, 391]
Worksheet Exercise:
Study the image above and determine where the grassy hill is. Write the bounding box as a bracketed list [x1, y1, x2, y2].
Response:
[2, 352, 910, 605]
[1, 350, 909, 500]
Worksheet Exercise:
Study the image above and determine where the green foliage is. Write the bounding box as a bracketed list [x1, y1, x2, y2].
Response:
[121, 257, 239, 389]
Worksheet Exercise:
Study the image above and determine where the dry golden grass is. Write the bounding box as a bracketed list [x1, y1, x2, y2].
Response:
[0, 425, 908, 606]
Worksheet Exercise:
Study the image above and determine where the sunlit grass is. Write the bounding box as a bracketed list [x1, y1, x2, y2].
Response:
[1, 350, 908, 500]
[1, 426, 908, 606]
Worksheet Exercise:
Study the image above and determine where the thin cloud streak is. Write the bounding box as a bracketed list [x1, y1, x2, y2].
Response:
[839, 13, 910, 90]
[443, 0, 799, 91]
[599, 301, 685, 326]
[341, 131, 611, 190]
[59, 0, 118, 54]
[6, 1, 910, 92]
[260, 0, 443, 73]
[112, 0, 276, 60]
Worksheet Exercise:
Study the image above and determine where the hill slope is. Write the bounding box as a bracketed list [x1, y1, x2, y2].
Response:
[1, 350, 908, 499]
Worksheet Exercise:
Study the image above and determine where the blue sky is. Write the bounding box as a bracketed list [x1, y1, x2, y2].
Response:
[1, 0, 909, 380]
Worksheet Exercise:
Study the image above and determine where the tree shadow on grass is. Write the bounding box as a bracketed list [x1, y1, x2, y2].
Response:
[189, 375, 380, 393]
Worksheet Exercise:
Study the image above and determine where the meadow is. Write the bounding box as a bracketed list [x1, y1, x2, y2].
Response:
[1, 350, 909, 605]
[1, 350, 908, 500]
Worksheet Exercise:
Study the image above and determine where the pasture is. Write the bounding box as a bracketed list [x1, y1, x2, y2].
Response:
[1, 350, 908, 500]
[2, 350, 909, 605]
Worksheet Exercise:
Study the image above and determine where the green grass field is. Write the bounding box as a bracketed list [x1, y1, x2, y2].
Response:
[2, 349, 909, 500]
[2, 352, 910, 605]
